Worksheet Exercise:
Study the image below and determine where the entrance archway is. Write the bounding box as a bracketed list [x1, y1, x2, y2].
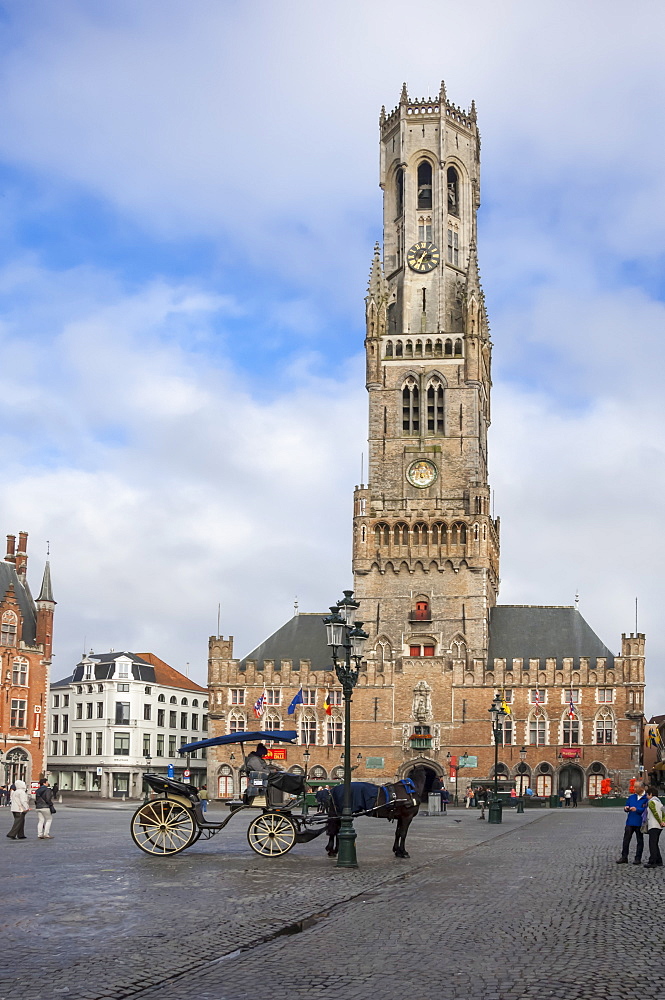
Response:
[404, 762, 440, 803]
[557, 764, 584, 801]
[5, 747, 30, 785]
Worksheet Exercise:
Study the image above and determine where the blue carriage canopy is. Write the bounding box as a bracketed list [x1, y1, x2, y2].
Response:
[177, 730, 298, 754]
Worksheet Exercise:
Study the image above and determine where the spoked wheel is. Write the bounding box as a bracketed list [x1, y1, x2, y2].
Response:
[131, 799, 197, 855]
[247, 812, 297, 857]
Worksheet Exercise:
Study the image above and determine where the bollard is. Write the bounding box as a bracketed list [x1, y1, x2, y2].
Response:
[516, 797, 524, 814]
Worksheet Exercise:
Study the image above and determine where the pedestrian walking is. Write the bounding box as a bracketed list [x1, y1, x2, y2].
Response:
[441, 786, 450, 814]
[6, 780, 30, 840]
[0, 784, 8, 806]
[199, 785, 208, 813]
[34, 778, 55, 839]
[643, 785, 665, 868]
[564, 787, 572, 807]
[464, 787, 474, 809]
[571, 787, 578, 808]
[616, 781, 647, 865]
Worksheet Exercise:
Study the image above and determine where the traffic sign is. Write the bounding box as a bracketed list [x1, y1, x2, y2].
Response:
[96, 767, 103, 776]
[183, 769, 190, 777]
[167, 764, 175, 778]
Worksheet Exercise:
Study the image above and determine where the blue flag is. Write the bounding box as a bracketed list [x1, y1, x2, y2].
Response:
[287, 688, 304, 715]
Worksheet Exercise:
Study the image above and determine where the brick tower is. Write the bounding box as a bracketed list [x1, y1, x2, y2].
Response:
[353, 81, 499, 670]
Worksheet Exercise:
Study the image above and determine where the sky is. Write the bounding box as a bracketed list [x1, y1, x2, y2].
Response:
[0, 0, 664, 711]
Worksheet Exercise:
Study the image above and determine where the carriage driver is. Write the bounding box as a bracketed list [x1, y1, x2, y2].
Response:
[244, 743, 282, 774]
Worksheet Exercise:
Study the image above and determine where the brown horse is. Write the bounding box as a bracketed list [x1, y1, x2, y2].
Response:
[325, 766, 427, 859]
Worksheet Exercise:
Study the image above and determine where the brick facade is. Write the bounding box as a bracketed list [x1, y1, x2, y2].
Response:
[0, 532, 55, 787]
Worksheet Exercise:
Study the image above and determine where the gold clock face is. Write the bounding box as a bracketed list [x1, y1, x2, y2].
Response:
[406, 459, 438, 489]
[407, 241, 440, 273]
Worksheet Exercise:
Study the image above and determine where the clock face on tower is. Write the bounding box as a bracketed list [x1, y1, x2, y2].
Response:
[407, 241, 440, 273]
[406, 459, 438, 489]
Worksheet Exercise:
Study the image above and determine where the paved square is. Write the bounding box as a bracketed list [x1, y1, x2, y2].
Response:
[1, 804, 661, 1000]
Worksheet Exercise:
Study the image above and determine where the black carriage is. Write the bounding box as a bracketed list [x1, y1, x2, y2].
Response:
[130, 730, 327, 858]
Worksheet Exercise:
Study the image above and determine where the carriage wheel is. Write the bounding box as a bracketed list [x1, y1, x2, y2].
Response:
[247, 812, 297, 857]
[131, 799, 197, 856]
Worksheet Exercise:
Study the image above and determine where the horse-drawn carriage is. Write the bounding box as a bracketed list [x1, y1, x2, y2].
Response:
[130, 729, 426, 859]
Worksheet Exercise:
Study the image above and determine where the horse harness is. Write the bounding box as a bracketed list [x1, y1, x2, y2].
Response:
[375, 777, 419, 814]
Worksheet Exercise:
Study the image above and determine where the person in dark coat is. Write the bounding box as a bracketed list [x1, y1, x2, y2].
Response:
[34, 779, 55, 839]
[245, 743, 280, 774]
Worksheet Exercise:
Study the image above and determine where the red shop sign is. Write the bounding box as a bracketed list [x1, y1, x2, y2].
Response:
[560, 748, 581, 759]
[265, 748, 287, 760]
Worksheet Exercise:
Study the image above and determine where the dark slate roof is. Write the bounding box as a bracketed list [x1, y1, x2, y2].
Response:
[37, 561, 55, 603]
[0, 560, 36, 645]
[70, 652, 156, 683]
[488, 606, 615, 670]
[51, 674, 74, 688]
[240, 614, 333, 672]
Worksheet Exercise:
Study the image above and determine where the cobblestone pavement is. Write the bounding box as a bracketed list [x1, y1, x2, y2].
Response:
[0, 802, 542, 1000]
[133, 807, 665, 1000]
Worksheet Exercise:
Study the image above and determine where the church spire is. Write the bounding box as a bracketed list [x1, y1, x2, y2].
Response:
[37, 559, 54, 604]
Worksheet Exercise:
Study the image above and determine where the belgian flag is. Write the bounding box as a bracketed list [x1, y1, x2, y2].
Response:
[323, 692, 332, 715]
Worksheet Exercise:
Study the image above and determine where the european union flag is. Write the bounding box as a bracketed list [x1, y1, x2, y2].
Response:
[287, 688, 304, 715]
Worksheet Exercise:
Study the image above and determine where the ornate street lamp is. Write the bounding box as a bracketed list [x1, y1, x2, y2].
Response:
[323, 591, 368, 869]
[516, 746, 528, 814]
[488, 693, 508, 825]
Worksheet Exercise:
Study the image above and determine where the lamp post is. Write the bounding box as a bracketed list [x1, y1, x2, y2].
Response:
[446, 751, 469, 806]
[302, 747, 311, 817]
[323, 590, 369, 869]
[516, 746, 527, 814]
[488, 693, 508, 824]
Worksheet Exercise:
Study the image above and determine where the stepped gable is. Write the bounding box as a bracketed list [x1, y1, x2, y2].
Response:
[240, 612, 331, 671]
[488, 605, 615, 670]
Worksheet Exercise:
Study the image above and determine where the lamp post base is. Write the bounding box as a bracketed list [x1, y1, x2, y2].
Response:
[516, 796, 525, 814]
[488, 798, 503, 824]
[336, 813, 358, 868]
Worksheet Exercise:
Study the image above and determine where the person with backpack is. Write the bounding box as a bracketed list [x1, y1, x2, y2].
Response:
[34, 778, 55, 839]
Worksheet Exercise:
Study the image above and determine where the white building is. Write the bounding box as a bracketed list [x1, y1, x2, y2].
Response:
[47, 651, 208, 798]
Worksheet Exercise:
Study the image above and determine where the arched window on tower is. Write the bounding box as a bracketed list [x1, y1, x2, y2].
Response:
[418, 215, 432, 242]
[393, 522, 409, 546]
[454, 339, 463, 357]
[447, 166, 459, 216]
[402, 379, 419, 434]
[417, 161, 433, 209]
[396, 168, 404, 217]
[413, 523, 428, 546]
[444, 339, 453, 357]
[374, 522, 390, 547]
[385, 340, 393, 358]
[427, 379, 444, 434]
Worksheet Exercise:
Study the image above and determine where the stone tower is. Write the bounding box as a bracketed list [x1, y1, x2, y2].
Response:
[352, 81, 499, 671]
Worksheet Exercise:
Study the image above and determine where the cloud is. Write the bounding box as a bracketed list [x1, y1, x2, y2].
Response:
[0, 0, 663, 713]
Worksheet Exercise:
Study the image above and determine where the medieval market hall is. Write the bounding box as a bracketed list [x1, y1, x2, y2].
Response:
[0, 533, 55, 788]
[206, 83, 646, 803]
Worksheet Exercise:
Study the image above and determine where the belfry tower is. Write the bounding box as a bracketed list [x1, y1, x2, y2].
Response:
[353, 82, 499, 671]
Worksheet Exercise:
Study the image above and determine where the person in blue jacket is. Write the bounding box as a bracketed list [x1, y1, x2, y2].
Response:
[616, 781, 648, 865]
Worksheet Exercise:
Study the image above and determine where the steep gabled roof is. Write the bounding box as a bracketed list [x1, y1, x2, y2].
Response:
[0, 560, 36, 644]
[488, 606, 615, 670]
[239, 613, 332, 671]
[136, 652, 207, 693]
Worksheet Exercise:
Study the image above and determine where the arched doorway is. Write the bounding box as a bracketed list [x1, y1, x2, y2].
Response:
[404, 761, 441, 803]
[557, 764, 584, 801]
[5, 747, 30, 785]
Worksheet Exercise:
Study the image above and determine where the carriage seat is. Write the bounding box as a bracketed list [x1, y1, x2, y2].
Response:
[144, 773, 199, 803]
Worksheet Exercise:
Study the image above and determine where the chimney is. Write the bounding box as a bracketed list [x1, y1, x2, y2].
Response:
[5, 535, 16, 563]
[15, 531, 28, 581]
